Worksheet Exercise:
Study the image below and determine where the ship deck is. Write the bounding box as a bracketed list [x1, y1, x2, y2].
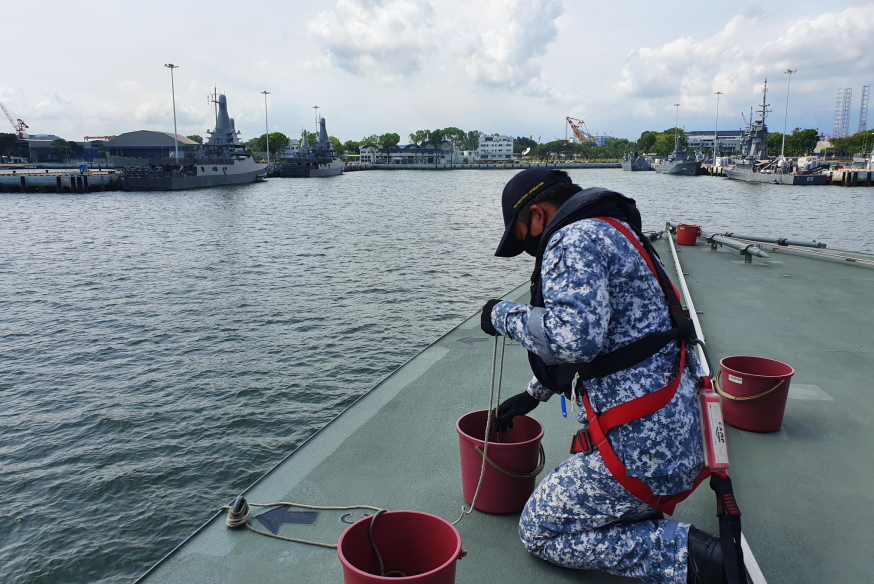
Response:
[137, 231, 874, 584]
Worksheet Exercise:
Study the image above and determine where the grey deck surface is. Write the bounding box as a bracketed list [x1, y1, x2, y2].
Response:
[140, 237, 874, 584]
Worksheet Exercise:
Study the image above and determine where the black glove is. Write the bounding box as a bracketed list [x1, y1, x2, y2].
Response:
[480, 298, 501, 336]
[492, 391, 540, 433]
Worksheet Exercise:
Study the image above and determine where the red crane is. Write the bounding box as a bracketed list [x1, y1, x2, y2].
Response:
[0, 100, 29, 139]
[565, 117, 595, 143]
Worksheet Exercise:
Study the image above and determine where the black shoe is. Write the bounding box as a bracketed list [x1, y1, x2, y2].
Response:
[687, 527, 726, 584]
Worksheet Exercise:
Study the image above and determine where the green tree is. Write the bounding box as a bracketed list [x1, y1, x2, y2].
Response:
[378, 133, 401, 161]
[425, 129, 446, 163]
[329, 136, 345, 156]
[50, 139, 83, 161]
[408, 130, 429, 145]
[360, 134, 380, 146]
[514, 136, 538, 154]
[0, 132, 18, 156]
[637, 131, 658, 153]
[766, 132, 784, 156]
[653, 128, 687, 156]
[462, 130, 481, 151]
[790, 128, 819, 156]
[186, 134, 203, 144]
[442, 127, 466, 148]
[830, 129, 874, 156]
[343, 139, 361, 154]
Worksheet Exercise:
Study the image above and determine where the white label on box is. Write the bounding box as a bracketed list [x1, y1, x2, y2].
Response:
[728, 374, 743, 384]
[707, 402, 730, 464]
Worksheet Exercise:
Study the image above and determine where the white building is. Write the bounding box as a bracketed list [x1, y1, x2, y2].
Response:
[458, 150, 480, 163]
[685, 131, 743, 154]
[359, 142, 457, 164]
[478, 134, 514, 161]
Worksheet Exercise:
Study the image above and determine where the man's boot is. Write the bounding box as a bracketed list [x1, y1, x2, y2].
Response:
[687, 527, 725, 584]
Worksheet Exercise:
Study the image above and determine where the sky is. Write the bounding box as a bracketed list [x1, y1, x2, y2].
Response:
[2, 0, 872, 144]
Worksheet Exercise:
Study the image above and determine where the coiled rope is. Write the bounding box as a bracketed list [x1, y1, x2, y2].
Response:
[221, 334, 507, 571]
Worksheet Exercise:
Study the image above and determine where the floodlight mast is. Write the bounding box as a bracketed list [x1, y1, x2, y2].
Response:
[164, 63, 180, 160]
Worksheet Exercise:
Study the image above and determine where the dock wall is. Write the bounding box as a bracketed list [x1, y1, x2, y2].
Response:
[0, 171, 122, 193]
[344, 162, 621, 172]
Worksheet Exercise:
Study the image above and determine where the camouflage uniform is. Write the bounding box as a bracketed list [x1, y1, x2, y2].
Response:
[491, 218, 705, 584]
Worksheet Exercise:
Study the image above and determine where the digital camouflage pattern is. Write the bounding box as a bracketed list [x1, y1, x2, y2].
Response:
[519, 452, 694, 583]
[491, 218, 705, 582]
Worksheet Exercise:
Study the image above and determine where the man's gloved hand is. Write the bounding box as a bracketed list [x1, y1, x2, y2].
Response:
[492, 391, 540, 433]
[480, 299, 501, 336]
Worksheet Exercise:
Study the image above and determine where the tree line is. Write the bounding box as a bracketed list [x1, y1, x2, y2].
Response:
[824, 129, 874, 156]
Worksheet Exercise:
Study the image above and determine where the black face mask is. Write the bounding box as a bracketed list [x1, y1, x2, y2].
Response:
[523, 214, 542, 257]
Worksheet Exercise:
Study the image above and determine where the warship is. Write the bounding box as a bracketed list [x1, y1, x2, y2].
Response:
[620, 143, 653, 171]
[120, 94, 267, 191]
[724, 80, 827, 185]
[276, 116, 344, 178]
[654, 107, 702, 176]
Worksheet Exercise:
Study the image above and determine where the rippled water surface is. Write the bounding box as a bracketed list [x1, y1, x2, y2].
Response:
[1, 169, 872, 583]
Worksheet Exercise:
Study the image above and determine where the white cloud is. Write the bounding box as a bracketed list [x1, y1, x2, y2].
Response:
[464, 0, 564, 98]
[307, 0, 438, 80]
[617, 5, 874, 124]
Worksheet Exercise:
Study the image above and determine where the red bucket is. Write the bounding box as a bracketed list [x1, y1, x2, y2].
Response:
[337, 511, 462, 584]
[456, 410, 545, 514]
[677, 224, 699, 246]
[717, 356, 795, 432]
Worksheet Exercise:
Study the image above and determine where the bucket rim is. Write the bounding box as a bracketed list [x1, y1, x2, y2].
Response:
[455, 409, 544, 448]
[677, 224, 699, 229]
[719, 355, 795, 379]
[337, 510, 462, 582]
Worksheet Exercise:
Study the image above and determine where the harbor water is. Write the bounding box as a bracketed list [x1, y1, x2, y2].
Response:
[1, 170, 872, 584]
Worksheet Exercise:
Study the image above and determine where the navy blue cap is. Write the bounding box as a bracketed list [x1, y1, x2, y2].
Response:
[494, 168, 573, 257]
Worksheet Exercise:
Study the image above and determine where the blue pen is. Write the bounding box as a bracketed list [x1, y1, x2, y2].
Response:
[561, 395, 568, 418]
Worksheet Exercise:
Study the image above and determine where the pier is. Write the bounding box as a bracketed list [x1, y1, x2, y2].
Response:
[343, 161, 621, 172]
[0, 169, 122, 193]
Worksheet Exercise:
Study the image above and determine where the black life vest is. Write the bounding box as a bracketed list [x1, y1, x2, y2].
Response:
[527, 187, 695, 395]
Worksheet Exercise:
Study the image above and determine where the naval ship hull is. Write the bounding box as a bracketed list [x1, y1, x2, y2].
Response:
[724, 169, 827, 185]
[277, 158, 344, 178]
[621, 159, 652, 171]
[121, 167, 267, 191]
[655, 160, 701, 175]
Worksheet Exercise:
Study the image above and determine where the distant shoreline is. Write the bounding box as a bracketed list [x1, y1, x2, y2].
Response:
[344, 162, 621, 171]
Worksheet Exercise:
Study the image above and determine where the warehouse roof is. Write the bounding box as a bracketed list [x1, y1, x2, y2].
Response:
[105, 131, 198, 148]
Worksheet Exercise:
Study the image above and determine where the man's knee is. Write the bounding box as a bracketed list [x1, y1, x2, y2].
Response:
[518, 502, 551, 556]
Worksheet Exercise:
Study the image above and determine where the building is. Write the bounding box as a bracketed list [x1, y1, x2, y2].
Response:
[478, 134, 513, 161]
[104, 131, 200, 160]
[458, 150, 479, 163]
[685, 130, 743, 154]
[594, 135, 613, 147]
[359, 141, 457, 164]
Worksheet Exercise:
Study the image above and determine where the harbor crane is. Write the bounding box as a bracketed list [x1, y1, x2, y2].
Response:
[1, 99, 29, 139]
[565, 117, 596, 143]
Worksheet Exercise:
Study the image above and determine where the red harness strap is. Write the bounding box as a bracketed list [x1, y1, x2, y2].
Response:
[568, 217, 710, 515]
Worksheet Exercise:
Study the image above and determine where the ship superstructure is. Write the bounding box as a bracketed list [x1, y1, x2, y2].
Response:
[276, 115, 344, 178]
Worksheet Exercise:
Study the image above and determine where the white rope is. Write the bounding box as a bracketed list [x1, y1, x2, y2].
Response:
[452, 335, 505, 525]
[221, 500, 386, 550]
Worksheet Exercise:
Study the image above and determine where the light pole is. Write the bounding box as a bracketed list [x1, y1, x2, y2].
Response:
[781, 69, 797, 160]
[261, 90, 270, 164]
[714, 91, 723, 162]
[164, 64, 180, 160]
[673, 103, 681, 153]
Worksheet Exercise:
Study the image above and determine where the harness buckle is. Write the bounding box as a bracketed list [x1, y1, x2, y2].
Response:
[570, 429, 594, 455]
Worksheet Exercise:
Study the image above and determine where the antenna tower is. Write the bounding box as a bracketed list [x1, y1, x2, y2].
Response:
[859, 85, 870, 133]
[833, 89, 845, 138]
[841, 88, 853, 138]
